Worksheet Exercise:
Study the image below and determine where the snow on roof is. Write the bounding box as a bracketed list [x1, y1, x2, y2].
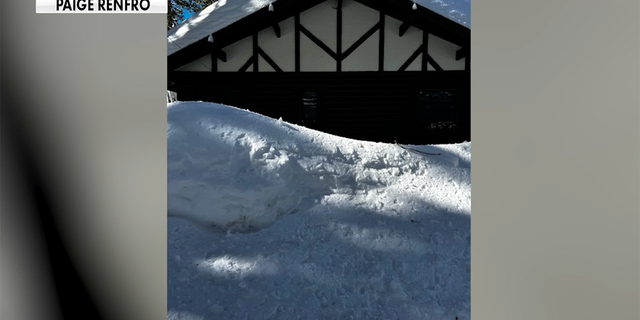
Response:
[167, 0, 470, 56]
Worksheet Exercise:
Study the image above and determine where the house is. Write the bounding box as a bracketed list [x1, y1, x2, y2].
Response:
[167, 0, 470, 144]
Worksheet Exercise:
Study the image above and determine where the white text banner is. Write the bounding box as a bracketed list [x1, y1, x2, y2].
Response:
[36, 0, 167, 13]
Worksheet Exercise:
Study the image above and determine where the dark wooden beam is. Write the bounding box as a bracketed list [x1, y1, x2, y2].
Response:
[426, 53, 443, 71]
[170, 0, 469, 72]
[207, 35, 226, 72]
[378, 11, 384, 72]
[341, 22, 381, 59]
[269, 11, 281, 38]
[295, 13, 300, 72]
[169, 0, 469, 72]
[299, 24, 338, 60]
[170, 70, 467, 83]
[238, 57, 253, 72]
[352, 0, 468, 46]
[207, 0, 328, 49]
[337, 0, 343, 71]
[465, 50, 470, 71]
[272, 23, 282, 38]
[399, 12, 415, 37]
[257, 47, 284, 72]
[253, 33, 258, 72]
[422, 30, 428, 72]
[399, 20, 411, 37]
[398, 44, 423, 71]
[216, 49, 227, 62]
[456, 47, 467, 61]
[168, 39, 209, 71]
[210, 42, 217, 72]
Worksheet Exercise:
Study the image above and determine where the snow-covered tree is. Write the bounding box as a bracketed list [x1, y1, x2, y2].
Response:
[168, 0, 219, 30]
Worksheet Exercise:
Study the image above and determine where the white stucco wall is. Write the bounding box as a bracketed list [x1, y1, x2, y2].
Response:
[258, 56, 275, 72]
[300, 0, 337, 53]
[407, 52, 422, 71]
[218, 36, 253, 72]
[258, 17, 295, 72]
[384, 15, 422, 71]
[175, 54, 212, 72]
[342, 30, 379, 71]
[341, 0, 379, 71]
[342, 0, 379, 49]
[175, 0, 466, 73]
[428, 34, 465, 71]
[167, 0, 469, 56]
[300, 33, 337, 71]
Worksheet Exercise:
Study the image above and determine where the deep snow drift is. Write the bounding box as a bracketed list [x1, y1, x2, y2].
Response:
[168, 101, 470, 320]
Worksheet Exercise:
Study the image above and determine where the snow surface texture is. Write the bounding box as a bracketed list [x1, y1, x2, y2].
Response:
[168, 102, 470, 320]
[167, 0, 470, 56]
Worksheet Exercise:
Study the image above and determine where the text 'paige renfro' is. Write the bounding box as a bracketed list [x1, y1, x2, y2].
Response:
[56, 0, 151, 11]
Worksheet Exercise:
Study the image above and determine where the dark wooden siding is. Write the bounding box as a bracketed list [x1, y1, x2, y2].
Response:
[169, 71, 469, 144]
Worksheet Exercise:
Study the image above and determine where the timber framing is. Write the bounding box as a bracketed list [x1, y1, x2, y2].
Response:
[398, 44, 423, 72]
[456, 47, 467, 61]
[215, 48, 227, 62]
[426, 54, 443, 71]
[238, 57, 253, 72]
[378, 11, 385, 71]
[209, 42, 217, 72]
[168, 0, 470, 72]
[341, 22, 381, 60]
[337, 0, 343, 71]
[299, 24, 338, 60]
[399, 9, 415, 37]
[252, 33, 258, 72]
[421, 26, 428, 71]
[269, 9, 282, 38]
[257, 47, 284, 72]
[295, 13, 300, 72]
[167, 0, 470, 144]
[168, 71, 468, 89]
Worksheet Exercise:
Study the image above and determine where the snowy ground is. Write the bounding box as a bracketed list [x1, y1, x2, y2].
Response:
[167, 102, 470, 320]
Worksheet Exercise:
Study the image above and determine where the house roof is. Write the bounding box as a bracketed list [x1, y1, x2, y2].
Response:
[167, 0, 470, 56]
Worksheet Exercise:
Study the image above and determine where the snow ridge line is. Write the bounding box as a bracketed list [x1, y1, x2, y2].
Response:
[396, 143, 442, 156]
[168, 102, 470, 233]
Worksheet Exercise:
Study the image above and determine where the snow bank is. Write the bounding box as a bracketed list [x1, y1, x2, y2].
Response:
[167, 101, 470, 319]
[168, 101, 469, 233]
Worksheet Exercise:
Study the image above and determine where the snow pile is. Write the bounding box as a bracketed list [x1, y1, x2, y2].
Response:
[168, 101, 470, 320]
[167, 0, 470, 55]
